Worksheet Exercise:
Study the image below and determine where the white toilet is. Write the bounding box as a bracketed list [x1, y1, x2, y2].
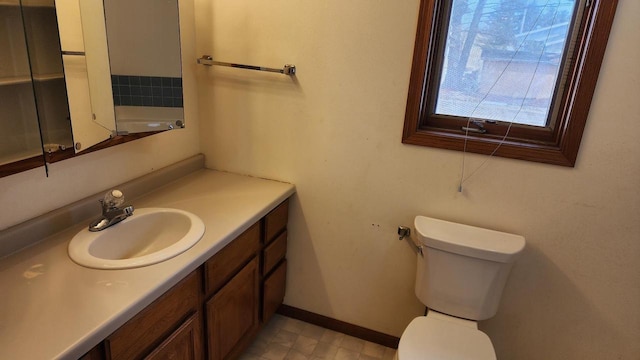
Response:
[396, 216, 525, 360]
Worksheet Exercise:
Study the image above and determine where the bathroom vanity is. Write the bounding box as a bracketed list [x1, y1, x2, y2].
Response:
[0, 157, 295, 359]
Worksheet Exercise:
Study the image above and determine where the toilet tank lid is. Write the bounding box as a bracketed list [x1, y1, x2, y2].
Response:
[414, 216, 525, 263]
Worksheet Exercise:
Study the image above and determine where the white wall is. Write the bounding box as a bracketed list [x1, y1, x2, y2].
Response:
[196, 0, 640, 358]
[0, 0, 199, 231]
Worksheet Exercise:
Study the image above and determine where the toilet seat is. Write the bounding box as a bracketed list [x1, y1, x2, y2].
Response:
[397, 312, 496, 360]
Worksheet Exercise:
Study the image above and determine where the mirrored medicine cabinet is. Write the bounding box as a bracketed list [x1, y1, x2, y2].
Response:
[0, 0, 185, 178]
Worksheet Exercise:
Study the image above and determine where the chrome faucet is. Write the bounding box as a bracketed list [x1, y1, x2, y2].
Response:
[88, 190, 135, 232]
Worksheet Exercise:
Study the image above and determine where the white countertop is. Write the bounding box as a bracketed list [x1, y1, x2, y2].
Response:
[0, 169, 295, 360]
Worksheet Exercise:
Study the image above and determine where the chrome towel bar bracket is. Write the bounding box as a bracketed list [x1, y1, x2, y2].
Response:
[197, 55, 296, 76]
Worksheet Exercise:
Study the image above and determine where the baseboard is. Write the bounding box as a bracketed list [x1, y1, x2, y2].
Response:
[277, 304, 400, 349]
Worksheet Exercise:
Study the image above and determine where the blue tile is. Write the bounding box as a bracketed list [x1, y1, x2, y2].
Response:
[162, 88, 173, 97]
[171, 77, 182, 87]
[131, 86, 142, 96]
[111, 75, 119, 85]
[140, 76, 151, 86]
[131, 96, 143, 106]
[112, 85, 120, 96]
[121, 96, 132, 105]
[119, 85, 131, 96]
[130, 76, 141, 86]
[161, 77, 172, 87]
[172, 87, 182, 97]
[143, 97, 153, 106]
[113, 95, 121, 106]
[152, 87, 162, 97]
[141, 87, 152, 96]
[162, 97, 173, 107]
[174, 97, 183, 107]
[151, 77, 162, 87]
[152, 97, 163, 107]
[119, 76, 130, 85]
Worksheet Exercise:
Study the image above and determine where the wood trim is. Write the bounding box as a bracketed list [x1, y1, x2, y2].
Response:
[78, 343, 105, 360]
[0, 154, 44, 178]
[277, 305, 400, 349]
[0, 132, 162, 178]
[263, 231, 287, 275]
[403, 129, 576, 166]
[403, 0, 438, 144]
[263, 260, 287, 324]
[203, 222, 261, 296]
[402, 0, 619, 167]
[105, 269, 202, 360]
[264, 199, 289, 244]
[144, 312, 204, 360]
[45, 132, 160, 164]
[205, 258, 260, 360]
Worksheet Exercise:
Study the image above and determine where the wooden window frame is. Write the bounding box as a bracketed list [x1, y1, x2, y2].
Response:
[402, 0, 618, 166]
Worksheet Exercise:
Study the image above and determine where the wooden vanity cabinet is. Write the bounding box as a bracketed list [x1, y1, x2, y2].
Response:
[264, 200, 288, 244]
[204, 223, 261, 295]
[263, 259, 287, 323]
[104, 269, 203, 360]
[145, 313, 203, 360]
[82, 199, 290, 360]
[205, 258, 260, 360]
[261, 200, 289, 324]
[203, 223, 261, 360]
[202, 199, 290, 359]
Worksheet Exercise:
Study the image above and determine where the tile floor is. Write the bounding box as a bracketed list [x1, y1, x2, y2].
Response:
[240, 314, 397, 360]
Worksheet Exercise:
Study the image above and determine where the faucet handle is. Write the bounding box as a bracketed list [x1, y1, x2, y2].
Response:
[103, 189, 125, 209]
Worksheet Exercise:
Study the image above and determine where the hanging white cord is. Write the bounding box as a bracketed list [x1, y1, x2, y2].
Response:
[458, 0, 562, 192]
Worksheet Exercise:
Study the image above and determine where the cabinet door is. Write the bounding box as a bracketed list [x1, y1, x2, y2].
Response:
[204, 222, 260, 296]
[263, 260, 287, 324]
[145, 312, 203, 360]
[206, 257, 259, 360]
[105, 270, 201, 360]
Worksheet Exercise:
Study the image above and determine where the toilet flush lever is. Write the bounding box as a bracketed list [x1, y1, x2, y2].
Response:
[398, 226, 411, 240]
[398, 226, 423, 257]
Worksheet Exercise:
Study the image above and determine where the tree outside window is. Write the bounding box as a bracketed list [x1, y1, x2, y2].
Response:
[402, 0, 619, 166]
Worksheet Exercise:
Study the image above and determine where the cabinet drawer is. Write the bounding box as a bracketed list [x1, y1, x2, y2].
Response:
[263, 231, 287, 275]
[105, 269, 201, 360]
[79, 345, 104, 360]
[263, 260, 287, 323]
[204, 222, 260, 296]
[145, 312, 203, 360]
[264, 200, 289, 244]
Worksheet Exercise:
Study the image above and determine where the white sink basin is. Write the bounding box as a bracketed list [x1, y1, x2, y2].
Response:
[68, 208, 205, 269]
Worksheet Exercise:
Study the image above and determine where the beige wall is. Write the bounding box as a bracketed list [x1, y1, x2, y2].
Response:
[0, 0, 199, 231]
[0, 0, 637, 358]
[196, 0, 639, 358]
[105, 0, 182, 77]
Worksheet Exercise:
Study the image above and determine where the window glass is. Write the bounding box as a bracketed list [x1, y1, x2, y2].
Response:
[434, 0, 577, 127]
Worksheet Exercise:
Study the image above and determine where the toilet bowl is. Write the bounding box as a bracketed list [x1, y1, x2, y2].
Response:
[395, 216, 525, 359]
[396, 312, 495, 360]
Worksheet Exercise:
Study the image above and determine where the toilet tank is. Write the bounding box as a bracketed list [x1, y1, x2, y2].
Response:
[414, 216, 525, 321]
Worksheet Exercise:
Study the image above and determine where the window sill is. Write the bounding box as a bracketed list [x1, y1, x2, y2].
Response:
[402, 127, 577, 167]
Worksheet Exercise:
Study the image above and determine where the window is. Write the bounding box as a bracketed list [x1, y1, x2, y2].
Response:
[403, 0, 618, 166]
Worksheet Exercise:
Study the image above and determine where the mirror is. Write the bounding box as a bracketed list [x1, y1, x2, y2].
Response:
[57, 0, 185, 153]
[0, 0, 72, 175]
[0, 0, 43, 169]
[56, 0, 114, 153]
[104, 0, 184, 135]
[0, 0, 186, 177]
